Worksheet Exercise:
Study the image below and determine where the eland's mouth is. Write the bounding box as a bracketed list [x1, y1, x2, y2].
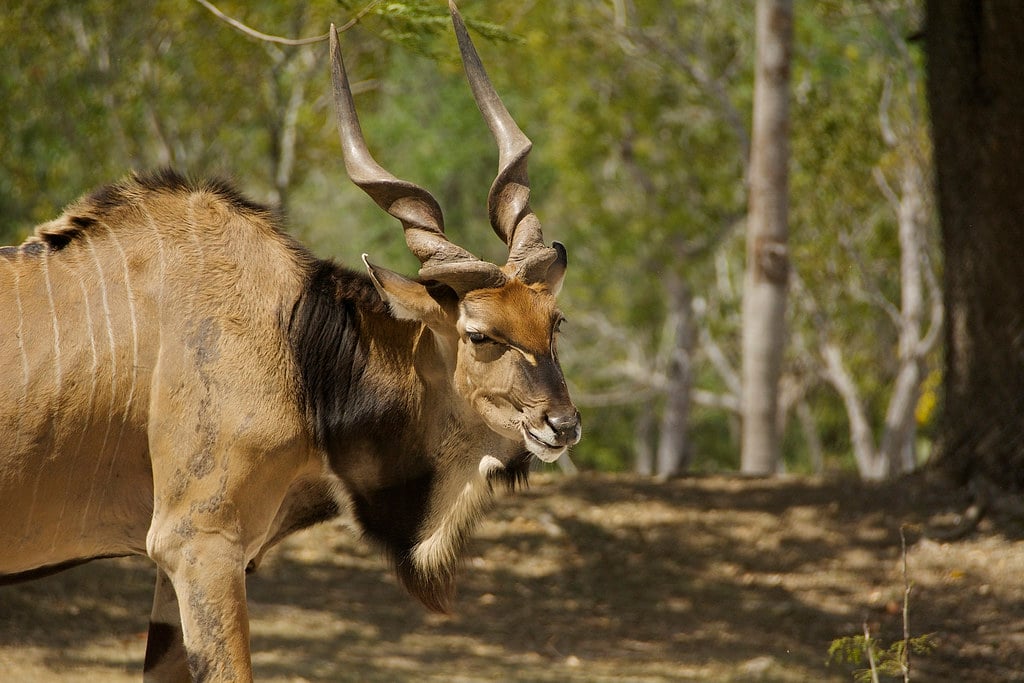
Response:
[523, 426, 569, 462]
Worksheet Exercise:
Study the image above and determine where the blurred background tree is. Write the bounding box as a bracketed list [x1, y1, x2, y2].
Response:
[0, 0, 940, 481]
[926, 0, 1024, 491]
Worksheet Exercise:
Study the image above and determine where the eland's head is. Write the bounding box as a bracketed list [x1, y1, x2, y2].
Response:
[330, 2, 581, 463]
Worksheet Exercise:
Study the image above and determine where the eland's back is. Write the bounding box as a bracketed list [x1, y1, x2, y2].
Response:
[0, 170, 310, 577]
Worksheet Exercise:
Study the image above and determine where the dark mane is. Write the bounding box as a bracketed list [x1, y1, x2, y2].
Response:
[31, 169, 281, 252]
[285, 262, 448, 606]
[286, 259, 395, 452]
[86, 169, 276, 219]
[490, 451, 532, 492]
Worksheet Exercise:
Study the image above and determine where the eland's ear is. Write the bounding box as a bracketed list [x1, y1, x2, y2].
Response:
[544, 242, 568, 295]
[363, 255, 447, 325]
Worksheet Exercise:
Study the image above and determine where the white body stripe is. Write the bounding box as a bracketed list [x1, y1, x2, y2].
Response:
[105, 225, 140, 486]
[0, 255, 29, 460]
[24, 251, 63, 530]
[79, 233, 119, 533]
[50, 268, 101, 549]
[41, 249, 63, 402]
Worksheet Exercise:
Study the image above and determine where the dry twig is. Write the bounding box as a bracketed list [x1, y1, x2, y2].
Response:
[194, 0, 383, 45]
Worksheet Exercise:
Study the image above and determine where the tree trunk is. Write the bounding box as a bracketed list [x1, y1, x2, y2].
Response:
[822, 342, 885, 479]
[634, 408, 656, 476]
[655, 273, 696, 476]
[741, 0, 793, 474]
[926, 1, 1024, 489]
[879, 162, 931, 477]
[795, 400, 824, 473]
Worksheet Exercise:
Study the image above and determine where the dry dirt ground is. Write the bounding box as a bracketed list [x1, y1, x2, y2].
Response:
[1, 473, 1022, 682]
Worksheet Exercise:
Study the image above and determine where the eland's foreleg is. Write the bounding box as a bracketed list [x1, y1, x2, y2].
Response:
[143, 331, 311, 681]
[147, 517, 254, 682]
[143, 423, 310, 681]
[143, 568, 190, 682]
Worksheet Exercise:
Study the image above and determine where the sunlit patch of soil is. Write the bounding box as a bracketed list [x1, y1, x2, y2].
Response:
[1, 473, 1021, 681]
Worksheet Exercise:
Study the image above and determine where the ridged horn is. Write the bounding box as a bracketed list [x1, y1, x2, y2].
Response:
[449, 1, 558, 283]
[330, 23, 504, 290]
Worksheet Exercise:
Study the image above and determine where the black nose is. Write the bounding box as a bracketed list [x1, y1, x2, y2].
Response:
[546, 411, 581, 443]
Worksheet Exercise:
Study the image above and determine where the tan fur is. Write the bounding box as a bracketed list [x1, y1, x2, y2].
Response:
[412, 455, 508, 573]
[0, 179, 316, 680]
[460, 281, 561, 354]
[0, 172, 579, 681]
[3, 10, 579, 680]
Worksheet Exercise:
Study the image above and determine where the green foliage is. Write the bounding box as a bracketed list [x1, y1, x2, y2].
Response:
[336, 0, 518, 56]
[0, 0, 940, 476]
[827, 632, 936, 682]
[1, 0, 316, 235]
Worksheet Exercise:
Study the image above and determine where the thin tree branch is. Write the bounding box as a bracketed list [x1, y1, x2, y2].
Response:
[878, 74, 898, 147]
[194, 0, 383, 45]
[873, 166, 900, 212]
[900, 525, 912, 683]
[698, 325, 741, 398]
[916, 246, 944, 356]
[627, 27, 751, 173]
[863, 621, 881, 683]
[792, 269, 883, 479]
[693, 389, 741, 413]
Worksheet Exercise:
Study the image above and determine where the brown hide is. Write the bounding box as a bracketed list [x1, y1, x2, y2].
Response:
[0, 172, 314, 577]
[0, 171, 537, 616]
[1, 8, 578, 679]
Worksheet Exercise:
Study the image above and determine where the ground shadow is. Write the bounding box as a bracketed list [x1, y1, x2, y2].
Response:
[2, 474, 1021, 681]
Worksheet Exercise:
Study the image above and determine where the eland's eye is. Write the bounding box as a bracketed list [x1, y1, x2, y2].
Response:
[467, 331, 490, 345]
